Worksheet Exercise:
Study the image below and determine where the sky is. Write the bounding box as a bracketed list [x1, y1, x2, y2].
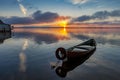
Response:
[0, 0, 120, 26]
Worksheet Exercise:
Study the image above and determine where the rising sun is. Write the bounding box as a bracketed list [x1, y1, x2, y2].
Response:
[58, 20, 68, 28]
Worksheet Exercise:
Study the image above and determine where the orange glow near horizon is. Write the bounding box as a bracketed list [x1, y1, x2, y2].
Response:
[13, 16, 70, 27]
[13, 20, 69, 28]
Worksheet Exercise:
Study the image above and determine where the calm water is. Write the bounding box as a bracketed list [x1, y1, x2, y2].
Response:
[0, 27, 120, 80]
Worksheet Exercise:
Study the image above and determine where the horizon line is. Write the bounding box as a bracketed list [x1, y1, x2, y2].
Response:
[14, 27, 120, 29]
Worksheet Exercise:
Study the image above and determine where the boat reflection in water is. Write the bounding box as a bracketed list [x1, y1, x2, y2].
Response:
[52, 39, 96, 78]
[0, 31, 11, 44]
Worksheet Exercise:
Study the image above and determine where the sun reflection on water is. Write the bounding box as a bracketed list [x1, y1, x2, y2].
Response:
[59, 27, 68, 36]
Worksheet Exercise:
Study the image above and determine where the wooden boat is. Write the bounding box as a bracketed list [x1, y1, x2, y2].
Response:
[55, 39, 96, 60]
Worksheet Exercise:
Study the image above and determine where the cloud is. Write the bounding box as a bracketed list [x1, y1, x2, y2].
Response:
[92, 11, 110, 19]
[74, 15, 91, 22]
[19, 3, 27, 16]
[17, 0, 21, 2]
[111, 10, 120, 17]
[69, 0, 89, 4]
[3, 16, 34, 24]
[1, 10, 120, 25]
[17, 0, 27, 16]
[0, 10, 61, 24]
[32, 10, 59, 22]
[73, 10, 120, 23]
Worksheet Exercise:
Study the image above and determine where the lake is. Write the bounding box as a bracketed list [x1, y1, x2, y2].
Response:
[0, 27, 120, 80]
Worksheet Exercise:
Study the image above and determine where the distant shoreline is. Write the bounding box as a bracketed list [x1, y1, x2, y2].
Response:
[14, 27, 120, 29]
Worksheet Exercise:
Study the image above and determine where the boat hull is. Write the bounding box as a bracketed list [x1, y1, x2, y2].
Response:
[55, 39, 96, 60]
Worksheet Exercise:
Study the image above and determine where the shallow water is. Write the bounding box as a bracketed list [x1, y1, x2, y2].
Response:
[0, 27, 120, 80]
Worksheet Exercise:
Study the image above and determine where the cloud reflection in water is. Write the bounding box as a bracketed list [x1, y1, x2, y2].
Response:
[19, 39, 28, 72]
[14, 28, 120, 46]
[14, 28, 70, 44]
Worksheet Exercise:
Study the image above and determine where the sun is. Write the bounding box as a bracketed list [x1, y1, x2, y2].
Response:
[58, 20, 68, 28]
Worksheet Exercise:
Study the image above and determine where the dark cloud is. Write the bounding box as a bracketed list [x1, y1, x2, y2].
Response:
[73, 10, 120, 22]
[3, 16, 34, 24]
[74, 15, 91, 22]
[92, 11, 110, 19]
[0, 10, 59, 24]
[110, 10, 120, 16]
[32, 10, 59, 22]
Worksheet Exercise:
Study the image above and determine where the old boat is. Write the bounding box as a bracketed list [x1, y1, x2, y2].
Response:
[55, 39, 96, 60]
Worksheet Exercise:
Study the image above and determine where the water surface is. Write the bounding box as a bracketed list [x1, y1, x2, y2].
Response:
[0, 27, 120, 80]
